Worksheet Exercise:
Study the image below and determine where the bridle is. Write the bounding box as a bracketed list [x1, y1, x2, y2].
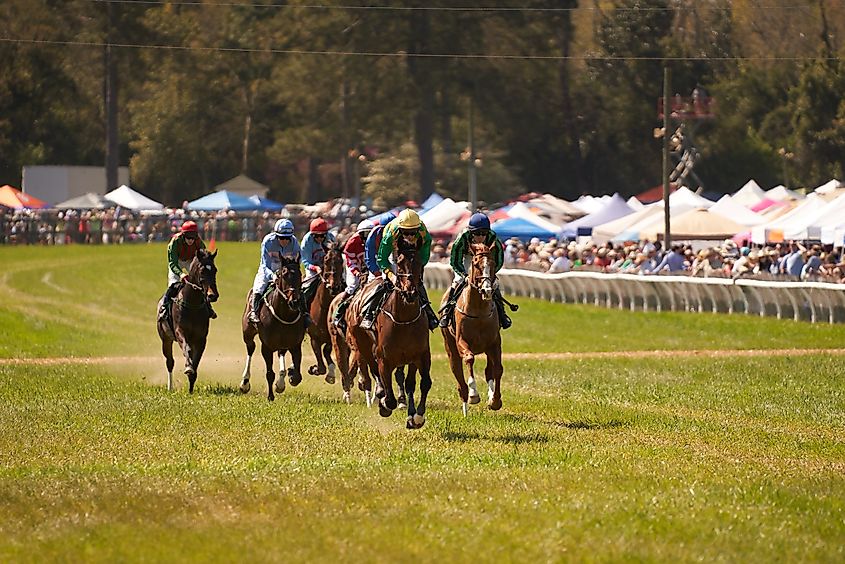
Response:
[179, 251, 218, 309]
[468, 244, 494, 298]
[321, 247, 344, 293]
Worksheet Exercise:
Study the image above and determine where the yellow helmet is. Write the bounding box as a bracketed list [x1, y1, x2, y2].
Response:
[397, 209, 421, 229]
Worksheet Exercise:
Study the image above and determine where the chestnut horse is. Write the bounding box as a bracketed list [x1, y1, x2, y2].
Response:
[240, 256, 307, 401]
[157, 248, 219, 393]
[307, 242, 344, 382]
[440, 242, 503, 414]
[359, 241, 432, 428]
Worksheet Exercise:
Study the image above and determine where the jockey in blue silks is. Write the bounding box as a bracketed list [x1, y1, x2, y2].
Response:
[249, 218, 303, 324]
[364, 212, 396, 278]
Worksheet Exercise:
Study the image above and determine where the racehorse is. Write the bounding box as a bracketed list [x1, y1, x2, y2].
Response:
[240, 256, 307, 401]
[306, 242, 344, 382]
[328, 275, 408, 406]
[361, 240, 432, 428]
[157, 248, 219, 393]
[440, 242, 504, 414]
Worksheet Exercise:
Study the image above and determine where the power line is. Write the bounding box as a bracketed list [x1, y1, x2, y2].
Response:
[82, 0, 817, 13]
[0, 37, 836, 61]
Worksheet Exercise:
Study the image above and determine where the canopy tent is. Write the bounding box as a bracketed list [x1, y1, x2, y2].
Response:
[626, 196, 645, 210]
[0, 185, 48, 209]
[668, 186, 714, 208]
[505, 202, 563, 233]
[525, 194, 585, 222]
[610, 202, 699, 243]
[491, 217, 556, 241]
[708, 194, 766, 226]
[749, 194, 827, 243]
[765, 184, 804, 202]
[634, 183, 678, 204]
[559, 193, 635, 239]
[731, 179, 767, 207]
[214, 174, 269, 198]
[640, 208, 745, 241]
[420, 198, 469, 234]
[248, 194, 285, 211]
[814, 178, 842, 195]
[592, 205, 662, 245]
[487, 203, 514, 222]
[104, 185, 164, 211]
[186, 190, 262, 211]
[783, 191, 845, 241]
[419, 192, 445, 212]
[55, 192, 111, 210]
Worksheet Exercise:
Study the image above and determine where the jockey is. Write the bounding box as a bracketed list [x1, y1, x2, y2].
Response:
[359, 208, 439, 331]
[249, 218, 303, 324]
[439, 212, 510, 329]
[364, 212, 396, 278]
[300, 217, 337, 312]
[158, 220, 215, 320]
[331, 219, 374, 330]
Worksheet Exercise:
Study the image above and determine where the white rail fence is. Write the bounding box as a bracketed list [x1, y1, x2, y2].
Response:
[424, 263, 845, 324]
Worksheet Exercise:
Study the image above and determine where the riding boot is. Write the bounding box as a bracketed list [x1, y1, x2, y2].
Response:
[158, 283, 180, 321]
[493, 288, 512, 330]
[359, 283, 386, 330]
[438, 286, 457, 329]
[249, 292, 263, 324]
[333, 292, 353, 330]
[418, 284, 440, 331]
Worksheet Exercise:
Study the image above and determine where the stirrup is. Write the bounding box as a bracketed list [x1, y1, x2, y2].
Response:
[360, 316, 374, 330]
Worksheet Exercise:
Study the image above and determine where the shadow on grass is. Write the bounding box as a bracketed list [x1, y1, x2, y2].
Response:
[498, 412, 629, 430]
[442, 430, 550, 444]
[205, 384, 242, 396]
[562, 419, 627, 430]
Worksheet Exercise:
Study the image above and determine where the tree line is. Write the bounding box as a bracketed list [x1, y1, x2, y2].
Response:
[1, 0, 843, 208]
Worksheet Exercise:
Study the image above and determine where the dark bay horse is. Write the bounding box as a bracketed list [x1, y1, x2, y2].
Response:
[361, 242, 432, 428]
[440, 242, 503, 414]
[157, 248, 219, 393]
[307, 242, 344, 382]
[240, 256, 307, 401]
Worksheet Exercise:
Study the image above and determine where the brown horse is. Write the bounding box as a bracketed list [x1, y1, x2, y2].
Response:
[359, 242, 432, 428]
[157, 248, 219, 393]
[307, 242, 344, 382]
[240, 256, 307, 401]
[440, 242, 504, 414]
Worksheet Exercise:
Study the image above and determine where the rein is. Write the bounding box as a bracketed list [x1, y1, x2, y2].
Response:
[263, 283, 301, 325]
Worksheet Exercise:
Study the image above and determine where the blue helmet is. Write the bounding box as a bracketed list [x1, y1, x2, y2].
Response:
[468, 212, 490, 232]
[273, 218, 294, 236]
[379, 212, 397, 226]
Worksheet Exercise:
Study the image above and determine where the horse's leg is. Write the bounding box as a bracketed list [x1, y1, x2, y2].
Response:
[377, 358, 397, 417]
[241, 333, 256, 393]
[262, 343, 276, 401]
[463, 352, 477, 412]
[413, 354, 432, 428]
[395, 366, 407, 409]
[161, 337, 175, 391]
[274, 351, 288, 394]
[322, 341, 336, 384]
[443, 331, 469, 415]
[188, 337, 206, 394]
[487, 342, 504, 411]
[403, 364, 418, 429]
[307, 333, 325, 376]
[288, 345, 303, 387]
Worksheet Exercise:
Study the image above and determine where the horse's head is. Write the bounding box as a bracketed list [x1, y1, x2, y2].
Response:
[321, 242, 345, 294]
[191, 249, 219, 303]
[469, 242, 494, 301]
[274, 256, 302, 308]
[394, 241, 421, 303]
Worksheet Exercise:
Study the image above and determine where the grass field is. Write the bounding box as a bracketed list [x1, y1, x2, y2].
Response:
[1, 243, 844, 562]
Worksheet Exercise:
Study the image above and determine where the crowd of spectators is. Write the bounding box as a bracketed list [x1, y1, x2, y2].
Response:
[4, 205, 845, 284]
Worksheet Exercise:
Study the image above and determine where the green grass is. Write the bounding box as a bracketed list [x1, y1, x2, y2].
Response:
[0, 244, 844, 562]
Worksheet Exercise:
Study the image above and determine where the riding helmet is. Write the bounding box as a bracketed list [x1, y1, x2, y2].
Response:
[468, 212, 490, 232]
[356, 219, 375, 233]
[309, 218, 329, 234]
[379, 212, 396, 226]
[273, 218, 294, 236]
[180, 220, 199, 233]
[397, 209, 421, 230]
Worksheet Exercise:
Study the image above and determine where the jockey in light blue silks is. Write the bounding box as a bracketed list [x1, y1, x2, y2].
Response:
[249, 218, 302, 324]
[300, 217, 337, 312]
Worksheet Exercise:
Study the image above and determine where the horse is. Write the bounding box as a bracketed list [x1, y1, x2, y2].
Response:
[306, 242, 344, 383]
[359, 241, 432, 428]
[157, 248, 219, 393]
[440, 242, 504, 415]
[240, 256, 307, 401]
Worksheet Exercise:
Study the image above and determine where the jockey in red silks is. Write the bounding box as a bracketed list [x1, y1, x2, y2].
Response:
[158, 220, 215, 320]
[331, 219, 374, 331]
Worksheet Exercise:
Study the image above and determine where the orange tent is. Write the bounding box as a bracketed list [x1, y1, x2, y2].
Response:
[0, 185, 48, 209]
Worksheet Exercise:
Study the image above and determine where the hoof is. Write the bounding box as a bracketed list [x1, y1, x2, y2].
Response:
[487, 398, 503, 411]
[378, 403, 393, 418]
[274, 377, 285, 394]
[406, 417, 416, 430]
[413, 413, 426, 428]
[327, 364, 336, 381]
[468, 393, 481, 405]
[239, 380, 251, 394]
[184, 367, 196, 377]
[343, 391, 351, 404]
[308, 365, 324, 376]
[324, 373, 335, 385]
[268, 393, 275, 402]
[397, 397, 407, 410]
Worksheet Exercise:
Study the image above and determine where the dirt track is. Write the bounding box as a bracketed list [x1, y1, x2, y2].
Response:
[3, 348, 844, 366]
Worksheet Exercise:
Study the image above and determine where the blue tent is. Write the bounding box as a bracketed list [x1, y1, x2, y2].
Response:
[249, 194, 285, 211]
[420, 192, 444, 212]
[491, 217, 556, 241]
[187, 190, 262, 211]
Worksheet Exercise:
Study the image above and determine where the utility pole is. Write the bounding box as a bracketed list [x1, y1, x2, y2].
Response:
[104, 0, 119, 193]
[468, 97, 477, 212]
[662, 66, 671, 249]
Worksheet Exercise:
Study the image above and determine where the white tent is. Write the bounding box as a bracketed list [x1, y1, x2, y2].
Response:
[526, 194, 585, 221]
[420, 197, 469, 233]
[669, 186, 714, 209]
[506, 202, 563, 233]
[750, 193, 827, 243]
[626, 196, 645, 210]
[105, 185, 164, 211]
[784, 191, 845, 241]
[814, 178, 842, 195]
[765, 184, 804, 202]
[571, 194, 610, 215]
[731, 179, 767, 207]
[591, 205, 661, 244]
[611, 201, 699, 243]
[560, 193, 635, 238]
[708, 194, 766, 227]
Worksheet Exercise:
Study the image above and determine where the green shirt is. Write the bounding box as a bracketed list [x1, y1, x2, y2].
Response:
[377, 220, 432, 272]
[167, 233, 205, 278]
[449, 228, 504, 276]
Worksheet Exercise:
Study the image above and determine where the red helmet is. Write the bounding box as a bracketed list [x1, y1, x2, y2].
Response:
[180, 220, 199, 233]
[309, 218, 329, 234]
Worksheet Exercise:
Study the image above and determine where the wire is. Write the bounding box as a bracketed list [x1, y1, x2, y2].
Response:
[0, 37, 836, 61]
